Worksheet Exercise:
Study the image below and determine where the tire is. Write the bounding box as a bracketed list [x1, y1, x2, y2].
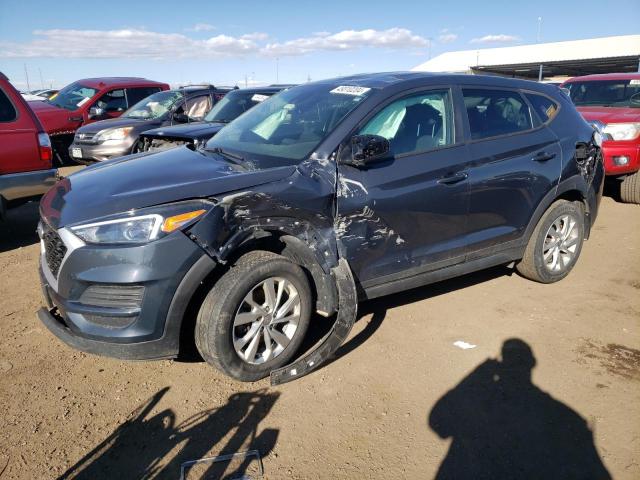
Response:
[620, 171, 640, 204]
[516, 200, 585, 283]
[195, 250, 312, 381]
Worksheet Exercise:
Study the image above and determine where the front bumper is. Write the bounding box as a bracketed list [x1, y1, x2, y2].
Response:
[37, 223, 215, 360]
[68, 140, 132, 163]
[601, 140, 640, 176]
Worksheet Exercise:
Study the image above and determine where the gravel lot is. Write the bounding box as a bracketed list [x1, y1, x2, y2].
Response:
[0, 169, 638, 479]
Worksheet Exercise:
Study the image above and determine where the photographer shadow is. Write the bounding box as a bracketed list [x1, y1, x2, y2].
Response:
[428, 339, 611, 480]
[59, 387, 279, 479]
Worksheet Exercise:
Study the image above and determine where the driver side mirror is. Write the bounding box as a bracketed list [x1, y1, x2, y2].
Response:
[88, 106, 104, 119]
[344, 134, 390, 167]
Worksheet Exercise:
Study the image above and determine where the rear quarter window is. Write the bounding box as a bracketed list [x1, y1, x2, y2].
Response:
[0, 87, 18, 122]
[525, 93, 559, 124]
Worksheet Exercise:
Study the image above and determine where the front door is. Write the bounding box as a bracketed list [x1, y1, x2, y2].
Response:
[336, 88, 470, 289]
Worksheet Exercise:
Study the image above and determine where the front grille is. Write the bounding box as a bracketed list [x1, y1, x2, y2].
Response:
[78, 284, 145, 309]
[74, 132, 97, 144]
[42, 224, 67, 277]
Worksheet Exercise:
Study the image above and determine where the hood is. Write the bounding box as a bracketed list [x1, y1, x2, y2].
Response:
[29, 100, 79, 134]
[40, 146, 296, 228]
[76, 116, 157, 135]
[576, 106, 640, 124]
[143, 122, 226, 142]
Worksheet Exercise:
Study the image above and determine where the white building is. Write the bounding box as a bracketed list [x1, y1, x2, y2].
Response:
[412, 35, 640, 80]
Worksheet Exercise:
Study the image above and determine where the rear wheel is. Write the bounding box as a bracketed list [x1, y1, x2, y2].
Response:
[195, 251, 312, 381]
[516, 200, 585, 283]
[620, 171, 640, 204]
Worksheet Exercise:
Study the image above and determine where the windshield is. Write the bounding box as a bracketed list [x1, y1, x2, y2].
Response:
[47, 82, 98, 111]
[124, 90, 185, 119]
[205, 83, 372, 167]
[565, 79, 640, 108]
[204, 90, 274, 123]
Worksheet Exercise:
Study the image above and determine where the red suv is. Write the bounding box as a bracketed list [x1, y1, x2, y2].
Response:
[29, 77, 169, 164]
[0, 72, 57, 219]
[562, 73, 640, 203]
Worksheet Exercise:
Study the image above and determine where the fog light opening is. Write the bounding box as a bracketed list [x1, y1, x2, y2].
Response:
[613, 156, 630, 166]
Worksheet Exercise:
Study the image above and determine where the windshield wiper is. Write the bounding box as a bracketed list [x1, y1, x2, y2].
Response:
[207, 147, 245, 164]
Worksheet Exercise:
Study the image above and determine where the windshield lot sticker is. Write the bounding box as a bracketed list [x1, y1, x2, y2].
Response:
[330, 86, 371, 96]
[251, 94, 269, 102]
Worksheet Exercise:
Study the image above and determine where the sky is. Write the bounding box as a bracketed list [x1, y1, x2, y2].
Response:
[1, 0, 638, 91]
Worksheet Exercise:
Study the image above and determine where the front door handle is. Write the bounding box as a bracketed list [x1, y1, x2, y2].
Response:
[533, 151, 556, 162]
[438, 171, 468, 185]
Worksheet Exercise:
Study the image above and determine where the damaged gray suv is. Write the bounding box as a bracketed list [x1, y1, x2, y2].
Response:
[37, 72, 604, 384]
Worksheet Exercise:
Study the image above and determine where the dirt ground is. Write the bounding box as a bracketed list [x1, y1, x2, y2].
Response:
[0, 169, 639, 479]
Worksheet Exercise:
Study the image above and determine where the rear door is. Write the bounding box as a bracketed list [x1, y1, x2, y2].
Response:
[462, 87, 562, 259]
[0, 81, 40, 174]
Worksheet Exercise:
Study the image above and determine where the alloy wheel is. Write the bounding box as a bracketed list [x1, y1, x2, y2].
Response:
[232, 277, 301, 365]
[542, 214, 580, 272]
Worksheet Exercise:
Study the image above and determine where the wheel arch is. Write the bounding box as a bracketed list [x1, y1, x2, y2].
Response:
[523, 180, 591, 245]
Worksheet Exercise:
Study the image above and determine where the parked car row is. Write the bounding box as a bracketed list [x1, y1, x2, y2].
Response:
[33, 72, 604, 385]
[68, 84, 236, 163]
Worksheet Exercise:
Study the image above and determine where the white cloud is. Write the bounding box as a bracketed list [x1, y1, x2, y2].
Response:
[438, 33, 458, 43]
[470, 34, 520, 44]
[241, 32, 269, 41]
[0, 29, 261, 59]
[0, 27, 427, 60]
[188, 23, 216, 32]
[262, 28, 428, 56]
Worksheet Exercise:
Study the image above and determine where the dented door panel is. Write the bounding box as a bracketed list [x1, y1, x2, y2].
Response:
[335, 145, 470, 287]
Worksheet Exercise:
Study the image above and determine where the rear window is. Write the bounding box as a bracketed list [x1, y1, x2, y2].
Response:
[0, 88, 17, 122]
[525, 93, 559, 123]
[463, 89, 533, 140]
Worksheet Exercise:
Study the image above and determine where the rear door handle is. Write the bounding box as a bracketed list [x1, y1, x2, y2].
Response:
[438, 171, 468, 185]
[533, 151, 556, 162]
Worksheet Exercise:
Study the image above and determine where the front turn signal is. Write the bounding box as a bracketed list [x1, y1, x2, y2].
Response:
[161, 209, 207, 233]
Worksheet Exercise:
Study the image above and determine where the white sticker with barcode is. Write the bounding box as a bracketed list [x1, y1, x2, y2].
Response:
[330, 86, 371, 96]
[251, 94, 269, 102]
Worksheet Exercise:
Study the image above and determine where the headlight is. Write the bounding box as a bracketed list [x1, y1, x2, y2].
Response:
[602, 123, 640, 141]
[95, 127, 134, 142]
[69, 200, 212, 245]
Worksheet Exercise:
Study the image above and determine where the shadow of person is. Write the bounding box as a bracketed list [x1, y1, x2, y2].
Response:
[428, 339, 611, 480]
[59, 387, 279, 480]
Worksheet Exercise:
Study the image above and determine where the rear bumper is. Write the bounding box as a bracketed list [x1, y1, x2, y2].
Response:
[602, 141, 640, 176]
[0, 168, 58, 202]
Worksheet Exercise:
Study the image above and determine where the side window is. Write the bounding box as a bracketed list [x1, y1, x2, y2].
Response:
[0, 88, 17, 122]
[182, 95, 212, 120]
[463, 89, 533, 140]
[126, 87, 161, 107]
[95, 89, 126, 112]
[525, 93, 559, 124]
[359, 90, 453, 156]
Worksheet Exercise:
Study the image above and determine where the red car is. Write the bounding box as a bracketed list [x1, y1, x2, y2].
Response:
[29, 77, 169, 164]
[562, 73, 640, 203]
[0, 72, 57, 219]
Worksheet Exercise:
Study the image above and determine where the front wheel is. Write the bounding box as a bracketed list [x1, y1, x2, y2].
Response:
[516, 200, 585, 283]
[195, 251, 312, 381]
